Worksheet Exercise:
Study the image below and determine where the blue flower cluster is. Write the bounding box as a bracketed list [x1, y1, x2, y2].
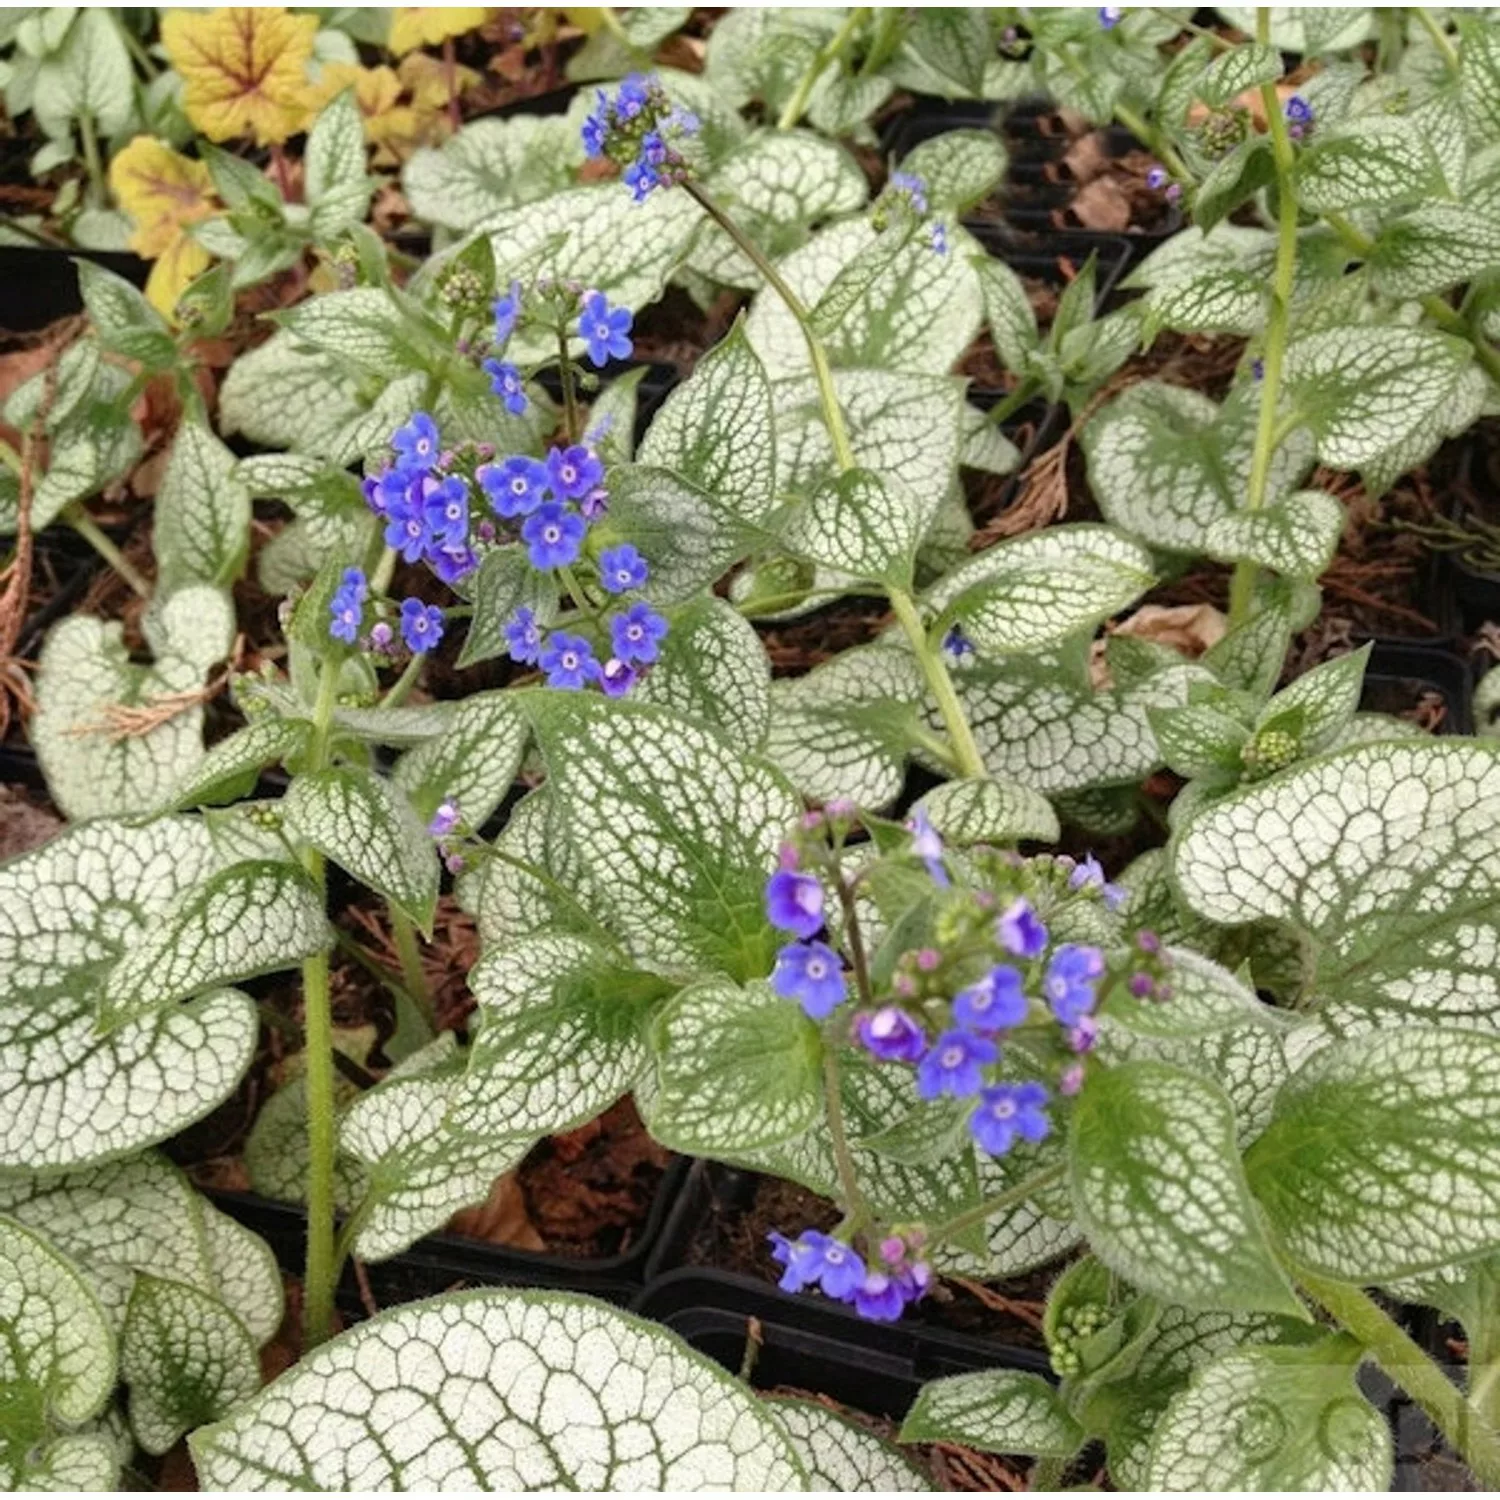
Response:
[769, 1228, 932, 1323]
[365, 412, 478, 589]
[1284, 94, 1314, 140]
[329, 567, 367, 644]
[880, 168, 948, 258]
[582, 73, 700, 202]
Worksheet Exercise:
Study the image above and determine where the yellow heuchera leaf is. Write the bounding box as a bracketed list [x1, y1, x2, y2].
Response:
[109, 135, 219, 317]
[162, 6, 318, 146]
[397, 50, 480, 116]
[387, 7, 488, 55]
[310, 63, 420, 165]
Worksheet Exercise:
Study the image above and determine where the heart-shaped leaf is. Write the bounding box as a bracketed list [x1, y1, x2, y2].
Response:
[900, 1370, 1082, 1457]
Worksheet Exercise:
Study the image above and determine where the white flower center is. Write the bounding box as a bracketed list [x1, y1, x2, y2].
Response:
[544, 526, 561, 543]
[561, 652, 578, 670]
[806, 959, 827, 979]
[941, 1046, 965, 1069]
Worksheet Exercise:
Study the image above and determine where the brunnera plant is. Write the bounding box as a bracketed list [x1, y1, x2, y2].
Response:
[5, 8, 1500, 1491]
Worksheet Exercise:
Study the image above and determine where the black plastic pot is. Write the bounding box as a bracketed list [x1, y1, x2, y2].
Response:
[0, 246, 150, 334]
[634, 1268, 1051, 1418]
[203, 1154, 690, 1310]
[1362, 643, 1472, 735]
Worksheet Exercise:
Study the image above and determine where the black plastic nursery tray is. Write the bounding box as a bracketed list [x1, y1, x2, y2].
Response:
[0, 246, 150, 334]
[1361, 642, 1472, 736]
[203, 1154, 689, 1312]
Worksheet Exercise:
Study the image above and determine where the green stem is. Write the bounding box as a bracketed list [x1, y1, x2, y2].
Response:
[300, 658, 343, 1351]
[0, 213, 68, 249]
[930, 1163, 1066, 1245]
[387, 904, 436, 1033]
[1296, 1268, 1500, 1489]
[112, 13, 160, 78]
[557, 326, 581, 445]
[1412, 6, 1461, 74]
[77, 111, 106, 209]
[682, 180, 856, 469]
[888, 587, 988, 779]
[1228, 10, 1300, 630]
[370, 545, 398, 596]
[822, 1042, 868, 1232]
[559, 562, 599, 620]
[379, 650, 425, 709]
[1112, 99, 1192, 185]
[1029, 1455, 1068, 1491]
[66, 509, 150, 598]
[776, 7, 867, 130]
[985, 377, 1040, 427]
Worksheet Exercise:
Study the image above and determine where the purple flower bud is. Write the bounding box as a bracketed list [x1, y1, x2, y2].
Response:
[445, 852, 466, 874]
[998, 898, 1048, 959]
[1067, 1015, 1100, 1054]
[1059, 1062, 1085, 1096]
[368, 621, 395, 654]
[765, 869, 825, 939]
[916, 947, 942, 972]
[1145, 165, 1168, 191]
[427, 799, 461, 838]
[1136, 929, 1160, 954]
[879, 1235, 906, 1265]
[1165, 182, 1182, 203]
[1128, 972, 1155, 998]
[856, 1006, 928, 1063]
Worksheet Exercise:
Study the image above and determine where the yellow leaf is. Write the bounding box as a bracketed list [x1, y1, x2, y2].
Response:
[387, 7, 488, 55]
[397, 49, 479, 115]
[109, 135, 218, 258]
[145, 235, 214, 320]
[310, 62, 428, 166]
[161, 6, 318, 146]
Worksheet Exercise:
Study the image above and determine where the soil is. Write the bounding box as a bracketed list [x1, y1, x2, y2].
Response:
[681, 1170, 1052, 1351]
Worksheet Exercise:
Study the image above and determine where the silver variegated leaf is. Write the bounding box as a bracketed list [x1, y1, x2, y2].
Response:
[166, 718, 310, 811]
[188, 1289, 807, 1490]
[1173, 740, 1500, 1031]
[155, 418, 251, 591]
[0, 819, 259, 1170]
[781, 465, 926, 586]
[899, 1370, 1083, 1457]
[915, 776, 1060, 846]
[100, 859, 330, 1029]
[121, 1274, 261, 1455]
[1202, 487, 1344, 579]
[393, 691, 529, 831]
[402, 114, 574, 232]
[1295, 115, 1445, 211]
[1144, 1341, 1390, 1491]
[527, 695, 799, 981]
[649, 977, 822, 1153]
[285, 767, 440, 932]
[1068, 1061, 1305, 1316]
[771, 1400, 932, 1490]
[632, 596, 771, 746]
[926, 525, 1155, 653]
[899, 129, 1008, 212]
[1246, 1027, 1500, 1280]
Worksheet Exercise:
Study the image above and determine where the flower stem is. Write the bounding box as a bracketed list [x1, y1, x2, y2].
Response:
[556, 326, 581, 445]
[929, 1162, 1066, 1244]
[77, 110, 106, 209]
[681, 180, 856, 469]
[300, 656, 343, 1351]
[822, 1041, 868, 1231]
[1412, 6, 1461, 74]
[888, 587, 989, 779]
[1228, 9, 1300, 630]
[66, 508, 151, 598]
[1112, 99, 1192, 186]
[776, 7, 867, 130]
[1296, 1267, 1500, 1489]
[387, 903, 436, 1033]
[378, 650, 425, 709]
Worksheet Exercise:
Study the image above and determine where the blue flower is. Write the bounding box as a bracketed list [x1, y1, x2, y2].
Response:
[328, 567, 367, 644]
[953, 965, 1028, 1032]
[615, 72, 651, 121]
[772, 940, 845, 1019]
[907, 807, 949, 888]
[1044, 944, 1105, 1025]
[483, 359, 528, 416]
[610, 602, 668, 664]
[428, 799, 461, 838]
[599, 543, 648, 594]
[888, 169, 928, 215]
[1099, 5, 1123, 26]
[366, 468, 410, 518]
[582, 101, 609, 158]
[599, 657, 638, 697]
[392, 412, 440, 472]
[430, 542, 478, 586]
[523, 503, 587, 570]
[997, 898, 1048, 959]
[1284, 94, 1313, 124]
[479, 455, 551, 519]
[623, 156, 661, 202]
[539, 630, 601, 690]
[400, 598, 445, 654]
[504, 606, 544, 664]
[970, 1081, 1050, 1156]
[1068, 854, 1126, 911]
[384, 485, 435, 563]
[424, 474, 471, 550]
[943, 624, 974, 659]
[929, 221, 948, 256]
[855, 1006, 927, 1063]
[916, 1029, 998, 1101]
[545, 444, 604, 501]
[853, 1271, 906, 1322]
[492, 281, 522, 344]
[765, 869, 824, 938]
[797, 1230, 865, 1300]
[767, 1230, 823, 1293]
[579, 289, 633, 367]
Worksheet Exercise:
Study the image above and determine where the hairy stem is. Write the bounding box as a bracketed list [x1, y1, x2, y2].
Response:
[378, 650, 425, 709]
[1228, 7, 1301, 629]
[300, 657, 343, 1351]
[888, 588, 989, 779]
[1112, 99, 1192, 186]
[929, 1163, 1066, 1245]
[66, 509, 151, 598]
[776, 7, 867, 130]
[557, 325, 581, 445]
[822, 1042, 869, 1232]
[1297, 1269, 1500, 1488]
